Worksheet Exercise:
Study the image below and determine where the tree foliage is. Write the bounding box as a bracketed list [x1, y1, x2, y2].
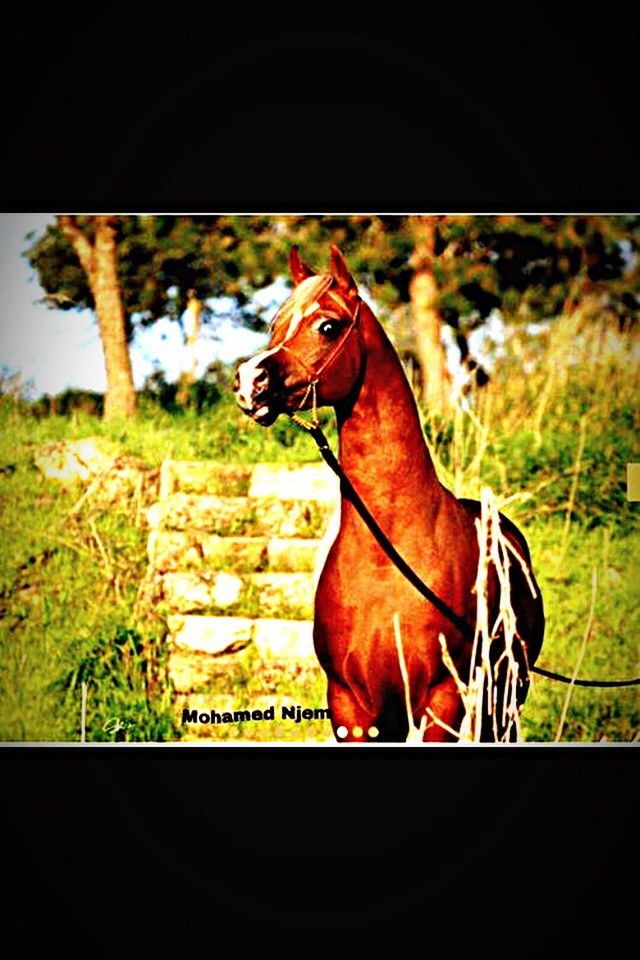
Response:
[24, 215, 640, 392]
[253, 214, 640, 327]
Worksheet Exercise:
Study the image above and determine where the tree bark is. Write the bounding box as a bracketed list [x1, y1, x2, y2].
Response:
[57, 215, 136, 421]
[408, 217, 452, 415]
[176, 292, 203, 408]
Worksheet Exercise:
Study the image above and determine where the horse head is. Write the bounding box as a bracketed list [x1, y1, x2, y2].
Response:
[234, 246, 364, 425]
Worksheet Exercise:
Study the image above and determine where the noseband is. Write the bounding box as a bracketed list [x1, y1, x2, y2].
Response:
[278, 293, 362, 424]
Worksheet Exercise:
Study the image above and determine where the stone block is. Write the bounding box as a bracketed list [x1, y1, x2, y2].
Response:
[34, 438, 118, 483]
[162, 572, 245, 612]
[253, 498, 332, 538]
[169, 647, 233, 694]
[168, 614, 254, 655]
[146, 494, 253, 533]
[161, 570, 315, 617]
[149, 531, 269, 573]
[266, 537, 322, 572]
[252, 619, 315, 660]
[147, 494, 333, 538]
[168, 614, 316, 660]
[249, 463, 339, 502]
[161, 461, 253, 497]
[251, 573, 315, 616]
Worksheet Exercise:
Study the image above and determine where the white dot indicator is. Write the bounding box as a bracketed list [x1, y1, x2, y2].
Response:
[336, 725, 348, 739]
[368, 726, 379, 739]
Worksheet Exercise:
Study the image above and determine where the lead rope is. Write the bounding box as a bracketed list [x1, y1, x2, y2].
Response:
[291, 415, 640, 690]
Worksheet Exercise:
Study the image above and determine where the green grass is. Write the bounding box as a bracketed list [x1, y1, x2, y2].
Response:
[521, 519, 639, 741]
[3, 392, 335, 467]
[0, 429, 175, 742]
[1, 323, 638, 742]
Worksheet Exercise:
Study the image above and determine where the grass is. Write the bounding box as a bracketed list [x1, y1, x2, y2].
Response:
[0, 433, 175, 742]
[0, 313, 637, 742]
[520, 518, 639, 741]
[4, 392, 335, 468]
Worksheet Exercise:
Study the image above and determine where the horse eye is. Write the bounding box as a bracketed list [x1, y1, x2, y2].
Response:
[318, 320, 341, 339]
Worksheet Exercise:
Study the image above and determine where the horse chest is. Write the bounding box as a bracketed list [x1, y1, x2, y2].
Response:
[314, 527, 466, 665]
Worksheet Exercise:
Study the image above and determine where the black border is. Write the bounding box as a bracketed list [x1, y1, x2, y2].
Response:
[3, 4, 638, 212]
[3, 4, 638, 953]
[4, 745, 638, 954]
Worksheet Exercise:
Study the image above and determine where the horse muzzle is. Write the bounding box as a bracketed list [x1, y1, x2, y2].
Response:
[234, 359, 282, 427]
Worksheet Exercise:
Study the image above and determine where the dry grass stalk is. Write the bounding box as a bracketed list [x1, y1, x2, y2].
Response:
[81, 681, 87, 743]
[554, 567, 598, 742]
[463, 391, 492, 481]
[559, 414, 588, 565]
[43, 532, 92, 559]
[532, 362, 555, 450]
[66, 485, 94, 518]
[134, 472, 144, 528]
[394, 485, 535, 743]
[437, 486, 535, 742]
[446, 391, 494, 499]
[451, 403, 466, 498]
[392, 612, 427, 742]
[89, 518, 114, 581]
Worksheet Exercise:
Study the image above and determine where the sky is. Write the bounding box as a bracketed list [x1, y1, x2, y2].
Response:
[0, 214, 497, 399]
[0, 214, 272, 398]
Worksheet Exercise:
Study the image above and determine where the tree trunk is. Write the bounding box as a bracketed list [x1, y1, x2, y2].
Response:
[57, 215, 136, 421]
[176, 293, 203, 408]
[408, 217, 452, 415]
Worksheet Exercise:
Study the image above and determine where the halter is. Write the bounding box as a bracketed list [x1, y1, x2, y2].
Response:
[277, 289, 362, 426]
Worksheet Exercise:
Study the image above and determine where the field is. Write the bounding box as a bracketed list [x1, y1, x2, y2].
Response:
[0, 315, 638, 742]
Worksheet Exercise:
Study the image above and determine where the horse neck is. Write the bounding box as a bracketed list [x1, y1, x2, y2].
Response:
[335, 301, 442, 525]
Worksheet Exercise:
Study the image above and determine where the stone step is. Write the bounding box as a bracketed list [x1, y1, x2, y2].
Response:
[248, 463, 339, 502]
[148, 531, 323, 574]
[161, 571, 315, 618]
[168, 614, 315, 660]
[160, 460, 339, 501]
[160, 461, 253, 498]
[147, 493, 335, 538]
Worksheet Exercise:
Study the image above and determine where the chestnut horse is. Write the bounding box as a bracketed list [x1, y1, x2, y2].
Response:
[235, 246, 545, 742]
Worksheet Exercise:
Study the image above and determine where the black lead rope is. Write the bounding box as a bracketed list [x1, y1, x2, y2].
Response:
[525, 665, 639, 688]
[292, 415, 640, 690]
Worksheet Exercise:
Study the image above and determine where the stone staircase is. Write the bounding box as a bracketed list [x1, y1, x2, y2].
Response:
[145, 459, 340, 739]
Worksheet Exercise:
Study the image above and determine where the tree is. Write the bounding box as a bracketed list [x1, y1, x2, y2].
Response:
[26, 215, 639, 421]
[56, 216, 136, 420]
[251, 215, 640, 412]
[25, 215, 290, 413]
[25, 216, 218, 416]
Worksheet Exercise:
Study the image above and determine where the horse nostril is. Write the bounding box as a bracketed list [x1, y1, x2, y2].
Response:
[254, 367, 269, 390]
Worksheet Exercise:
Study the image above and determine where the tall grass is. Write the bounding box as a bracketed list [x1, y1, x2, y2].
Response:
[424, 314, 638, 530]
[420, 314, 639, 740]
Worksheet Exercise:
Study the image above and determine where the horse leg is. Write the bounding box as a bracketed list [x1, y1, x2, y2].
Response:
[327, 681, 385, 743]
[423, 677, 464, 743]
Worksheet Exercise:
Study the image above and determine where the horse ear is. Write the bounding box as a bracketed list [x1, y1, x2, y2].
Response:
[329, 245, 356, 294]
[289, 246, 315, 285]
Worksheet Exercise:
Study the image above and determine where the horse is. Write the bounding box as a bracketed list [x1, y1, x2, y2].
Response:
[234, 245, 545, 742]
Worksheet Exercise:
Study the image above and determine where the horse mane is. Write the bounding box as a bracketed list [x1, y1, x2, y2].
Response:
[271, 274, 334, 341]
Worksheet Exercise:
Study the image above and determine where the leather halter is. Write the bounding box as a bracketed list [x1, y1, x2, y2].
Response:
[277, 290, 362, 423]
